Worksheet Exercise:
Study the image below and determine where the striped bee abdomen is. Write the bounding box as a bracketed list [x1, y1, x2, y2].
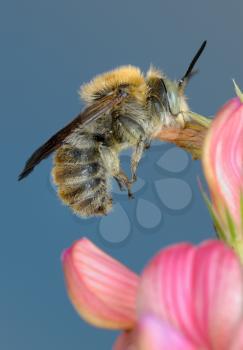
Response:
[52, 144, 112, 217]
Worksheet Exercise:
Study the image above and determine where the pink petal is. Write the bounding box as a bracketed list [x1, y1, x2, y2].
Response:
[62, 238, 139, 329]
[136, 315, 196, 350]
[138, 240, 243, 349]
[230, 322, 243, 350]
[194, 241, 243, 349]
[203, 97, 243, 233]
[113, 316, 195, 350]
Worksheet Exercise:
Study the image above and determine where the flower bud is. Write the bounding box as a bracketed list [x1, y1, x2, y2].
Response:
[203, 83, 243, 255]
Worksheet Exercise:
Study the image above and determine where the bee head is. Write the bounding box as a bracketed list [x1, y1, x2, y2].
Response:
[146, 67, 189, 120]
[146, 41, 207, 126]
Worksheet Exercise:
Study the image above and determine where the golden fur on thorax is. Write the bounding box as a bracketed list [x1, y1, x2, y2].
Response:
[80, 65, 148, 105]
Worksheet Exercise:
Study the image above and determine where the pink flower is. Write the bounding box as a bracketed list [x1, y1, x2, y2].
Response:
[62, 238, 243, 349]
[202, 83, 243, 247]
[62, 238, 139, 329]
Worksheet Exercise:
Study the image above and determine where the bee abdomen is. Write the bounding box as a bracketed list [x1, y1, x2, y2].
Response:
[54, 162, 101, 185]
[52, 145, 112, 217]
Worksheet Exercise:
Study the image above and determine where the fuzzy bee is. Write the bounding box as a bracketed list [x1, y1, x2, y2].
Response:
[19, 41, 206, 217]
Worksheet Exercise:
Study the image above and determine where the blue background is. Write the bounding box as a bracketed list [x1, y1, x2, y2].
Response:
[1, 0, 243, 349]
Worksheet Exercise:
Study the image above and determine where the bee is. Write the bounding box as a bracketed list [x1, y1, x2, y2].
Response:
[19, 41, 206, 217]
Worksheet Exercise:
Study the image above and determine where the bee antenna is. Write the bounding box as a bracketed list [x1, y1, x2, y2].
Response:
[179, 40, 207, 88]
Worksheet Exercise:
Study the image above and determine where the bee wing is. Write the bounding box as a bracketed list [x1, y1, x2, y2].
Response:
[18, 92, 127, 180]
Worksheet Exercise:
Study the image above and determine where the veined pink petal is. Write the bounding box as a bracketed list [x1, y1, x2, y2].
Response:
[137, 240, 243, 349]
[137, 242, 202, 346]
[194, 241, 243, 349]
[136, 315, 196, 350]
[62, 238, 139, 329]
[203, 96, 243, 234]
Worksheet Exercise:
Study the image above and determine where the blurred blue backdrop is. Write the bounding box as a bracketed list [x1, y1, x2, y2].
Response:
[1, 0, 243, 349]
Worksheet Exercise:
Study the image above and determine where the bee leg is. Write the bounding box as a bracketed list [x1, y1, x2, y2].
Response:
[98, 144, 134, 198]
[114, 176, 127, 192]
[114, 172, 134, 199]
[144, 140, 151, 150]
[130, 138, 149, 184]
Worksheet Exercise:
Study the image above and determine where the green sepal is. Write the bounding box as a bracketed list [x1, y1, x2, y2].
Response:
[199, 182, 226, 241]
[224, 206, 237, 241]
